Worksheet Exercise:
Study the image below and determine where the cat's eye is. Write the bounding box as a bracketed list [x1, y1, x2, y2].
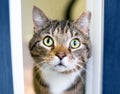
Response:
[70, 38, 80, 49]
[43, 36, 54, 47]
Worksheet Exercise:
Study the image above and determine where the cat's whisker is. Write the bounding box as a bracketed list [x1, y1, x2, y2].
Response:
[34, 67, 41, 76]
[78, 73, 84, 84]
[67, 64, 75, 71]
[75, 64, 86, 71]
[81, 67, 90, 74]
[34, 63, 40, 68]
[75, 81, 77, 94]
[42, 56, 54, 62]
[34, 62, 44, 67]
[76, 64, 83, 68]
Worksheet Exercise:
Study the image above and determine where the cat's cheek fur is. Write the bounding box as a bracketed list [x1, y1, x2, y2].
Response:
[40, 64, 80, 94]
[62, 57, 78, 69]
[49, 56, 60, 65]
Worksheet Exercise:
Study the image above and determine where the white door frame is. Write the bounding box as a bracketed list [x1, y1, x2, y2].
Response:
[9, 0, 24, 94]
[86, 0, 104, 94]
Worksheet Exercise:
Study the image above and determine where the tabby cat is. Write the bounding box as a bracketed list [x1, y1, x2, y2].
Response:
[29, 6, 91, 94]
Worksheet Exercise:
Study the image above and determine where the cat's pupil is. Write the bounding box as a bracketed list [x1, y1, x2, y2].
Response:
[73, 41, 77, 46]
[47, 38, 50, 43]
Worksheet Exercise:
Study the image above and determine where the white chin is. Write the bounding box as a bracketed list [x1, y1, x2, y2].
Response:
[53, 66, 68, 72]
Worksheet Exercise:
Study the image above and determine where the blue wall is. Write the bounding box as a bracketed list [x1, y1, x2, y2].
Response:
[0, 0, 13, 94]
[103, 0, 120, 94]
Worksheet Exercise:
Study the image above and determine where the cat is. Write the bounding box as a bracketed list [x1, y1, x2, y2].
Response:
[29, 6, 91, 94]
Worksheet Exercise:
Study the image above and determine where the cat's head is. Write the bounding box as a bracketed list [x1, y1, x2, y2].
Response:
[29, 6, 91, 73]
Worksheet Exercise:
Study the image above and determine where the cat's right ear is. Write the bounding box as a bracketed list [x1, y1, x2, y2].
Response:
[32, 6, 50, 31]
[74, 12, 91, 36]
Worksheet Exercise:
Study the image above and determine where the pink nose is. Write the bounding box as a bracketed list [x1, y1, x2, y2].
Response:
[56, 52, 66, 60]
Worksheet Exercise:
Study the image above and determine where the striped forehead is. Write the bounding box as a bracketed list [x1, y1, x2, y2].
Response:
[40, 20, 79, 37]
[51, 21, 73, 44]
[52, 21, 72, 35]
[53, 27, 71, 44]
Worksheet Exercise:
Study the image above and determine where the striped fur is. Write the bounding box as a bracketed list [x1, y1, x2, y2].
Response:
[29, 6, 91, 94]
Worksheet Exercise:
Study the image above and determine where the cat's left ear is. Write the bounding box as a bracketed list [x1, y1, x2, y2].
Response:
[74, 12, 91, 36]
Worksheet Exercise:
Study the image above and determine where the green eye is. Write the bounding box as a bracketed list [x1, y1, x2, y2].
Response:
[43, 36, 54, 47]
[70, 38, 80, 49]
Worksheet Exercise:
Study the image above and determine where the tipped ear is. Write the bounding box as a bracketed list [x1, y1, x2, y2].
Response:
[74, 11, 91, 36]
[32, 6, 50, 31]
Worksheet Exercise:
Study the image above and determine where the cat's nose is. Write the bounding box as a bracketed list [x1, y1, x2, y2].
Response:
[56, 52, 66, 60]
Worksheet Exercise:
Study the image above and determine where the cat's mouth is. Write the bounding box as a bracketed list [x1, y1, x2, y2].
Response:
[50, 56, 73, 72]
[55, 62, 66, 68]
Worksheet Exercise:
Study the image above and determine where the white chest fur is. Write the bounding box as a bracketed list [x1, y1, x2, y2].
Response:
[41, 65, 80, 94]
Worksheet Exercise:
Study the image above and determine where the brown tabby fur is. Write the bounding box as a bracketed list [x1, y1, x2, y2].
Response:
[29, 6, 91, 94]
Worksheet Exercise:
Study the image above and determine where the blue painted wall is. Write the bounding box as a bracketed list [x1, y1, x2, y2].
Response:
[0, 0, 13, 94]
[103, 0, 120, 94]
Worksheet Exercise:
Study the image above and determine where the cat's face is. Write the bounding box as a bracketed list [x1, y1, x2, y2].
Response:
[29, 6, 91, 73]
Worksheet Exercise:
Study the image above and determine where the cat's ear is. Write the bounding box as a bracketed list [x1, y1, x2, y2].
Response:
[32, 6, 50, 31]
[74, 12, 91, 36]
